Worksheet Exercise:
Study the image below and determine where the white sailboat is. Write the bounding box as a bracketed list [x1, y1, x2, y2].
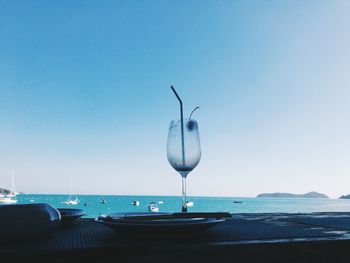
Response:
[62, 196, 79, 205]
[0, 197, 17, 204]
[186, 201, 194, 207]
[61, 178, 79, 205]
[0, 171, 18, 204]
[5, 171, 17, 198]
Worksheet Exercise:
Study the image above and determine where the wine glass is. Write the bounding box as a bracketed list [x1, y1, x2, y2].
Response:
[167, 118, 201, 212]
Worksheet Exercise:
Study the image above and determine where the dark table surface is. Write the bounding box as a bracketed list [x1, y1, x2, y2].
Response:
[3, 212, 350, 262]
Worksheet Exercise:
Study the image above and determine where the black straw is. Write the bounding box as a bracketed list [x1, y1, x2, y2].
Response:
[170, 86, 185, 167]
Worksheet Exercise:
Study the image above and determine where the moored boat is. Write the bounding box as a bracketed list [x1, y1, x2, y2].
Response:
[61, 198, 79, 205]
[186, 201, 194, 207]
[148, 202, 159, 212]
[0, 197, 17, 204]
[132, 200, 140, 206]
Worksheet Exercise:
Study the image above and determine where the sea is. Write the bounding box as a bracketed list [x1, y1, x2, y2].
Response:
[10, 194, 350, 218]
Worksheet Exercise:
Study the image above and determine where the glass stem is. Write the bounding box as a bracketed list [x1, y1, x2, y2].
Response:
[181, 176, 187, 212]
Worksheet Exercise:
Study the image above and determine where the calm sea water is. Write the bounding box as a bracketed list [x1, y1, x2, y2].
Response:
[10, 194, 350, 218]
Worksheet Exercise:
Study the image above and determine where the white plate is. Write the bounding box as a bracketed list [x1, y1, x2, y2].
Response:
[95, 213, 226, 235]
[95, 212, 225, 234]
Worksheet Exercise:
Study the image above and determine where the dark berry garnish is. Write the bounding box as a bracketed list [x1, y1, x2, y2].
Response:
[187, 120, 195, 131]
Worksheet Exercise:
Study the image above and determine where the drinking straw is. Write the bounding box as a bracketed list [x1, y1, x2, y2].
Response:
[170, 86, 185, 167]
[189, 107, 200, 119]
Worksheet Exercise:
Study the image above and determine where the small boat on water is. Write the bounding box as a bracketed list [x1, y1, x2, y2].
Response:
[61, 198, 79, 205]
[0, 172, 18, 204]
[186, 201, 194, 207]
[132, 200, 140, 206]
[62, 177, 79, 205]
[5, 172, 18, 198]
[158, 201, 164, 204]
[0, 197, 17, 204]
[233, 201, 243, 204]
[148, 202, 159, 212]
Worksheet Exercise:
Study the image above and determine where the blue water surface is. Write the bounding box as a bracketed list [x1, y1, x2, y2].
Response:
[10, 194, 350, 218]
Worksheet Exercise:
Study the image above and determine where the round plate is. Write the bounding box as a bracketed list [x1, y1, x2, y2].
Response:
[95, 212, 225, 234]
[57, 208, 85, 223]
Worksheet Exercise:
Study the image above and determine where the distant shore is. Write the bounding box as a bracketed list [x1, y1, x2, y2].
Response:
[257, 191, 329, 198]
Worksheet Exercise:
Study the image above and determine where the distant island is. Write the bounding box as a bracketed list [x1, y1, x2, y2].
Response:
[257, 191, 329, 198]
[339, 194, 350, 199]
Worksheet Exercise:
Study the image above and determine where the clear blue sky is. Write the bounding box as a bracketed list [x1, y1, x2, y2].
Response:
[1, 0, 350, 198]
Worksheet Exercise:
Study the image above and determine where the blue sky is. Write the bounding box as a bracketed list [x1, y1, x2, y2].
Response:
[1, 0, 350, 198]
